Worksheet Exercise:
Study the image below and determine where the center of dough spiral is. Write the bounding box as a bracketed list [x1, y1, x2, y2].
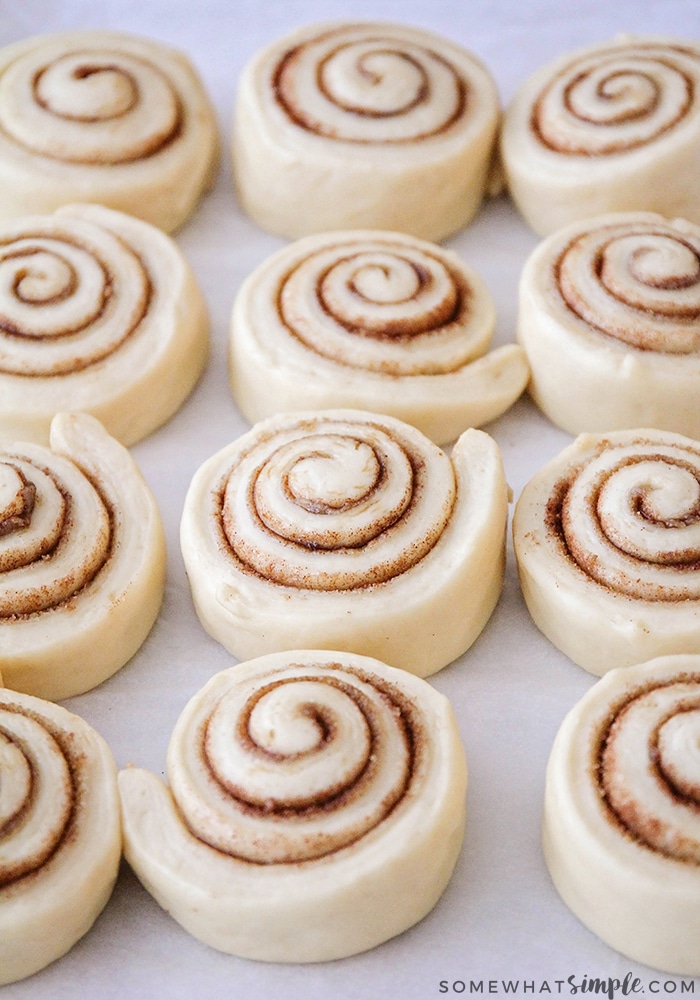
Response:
[169, 663, 420, 864]
[219, 417, 456, 590]
[598, 677, 700, 862]
[553, 440, 700, 601]
[557, 221, 700, 353]
[273, 27, 467, 144]
[532, 44, 697, 155]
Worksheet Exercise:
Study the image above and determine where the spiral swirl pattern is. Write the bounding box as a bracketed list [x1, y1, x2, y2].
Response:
[0, 41, 181, 165]
[597, 672, 700, 862]
[231, 231, 528, 445]
[170, 657, 424, 864]
[553, 436, 700, 601]
[118, 650, 467, 962]
[0, 203, 209, 449]
[543, 655, 700, 974]
[270, 234, 487, 376]
[532, 42, 698, 156]
[273, 24, 468, 145]
[182, 412, 507, 677]
[0, 445, 111, 618]
[555, 217, 700, 353]
[514, 429, 700, 675]
[517, 212, 700, 438]
[217, 413, 456, 591]
[233, 22, 499, 242]
[0, 31, 218, 234]
[0, 688, 121, 985]
[502, 39, 700, 237]
[0, 215, 150, 378]
[0, 701, 80, 887]
[0, 412, 165, 701]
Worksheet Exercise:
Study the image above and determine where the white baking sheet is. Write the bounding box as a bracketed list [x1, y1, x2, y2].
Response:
[2, 1, 700, 997]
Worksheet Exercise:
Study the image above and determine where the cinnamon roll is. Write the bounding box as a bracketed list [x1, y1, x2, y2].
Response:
[0, 688, 121, 984]
[518, 211, 700, 437]
[544, 653, 700, 974]
[0, 202, 209, 447]
[118, 649, 467, 962]
[501, 36, 700, 235]
[0, 411, 166, 700]
[0, 30, 218, 232]
[230, 230, 528, 444]
[513, 428, 700, 675]
[180, 409, 508, 677]
[231, 21, 500, 241]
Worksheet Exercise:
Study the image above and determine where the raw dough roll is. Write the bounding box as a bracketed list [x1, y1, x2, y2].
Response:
[118, 649, 467, 962]
[180, 409, 508, 677]
[518, 211, 700, 437]
[0, 29, 218, 232]
[501, 36, 700, 236]
[513, 428, 700, 675]
[0, 202, 209, 447]
[232, 21, 500, 241]
[543, 653, 700, 975]
[230, 229, 528, 444]
[0, 411, 166, 700]
[0, 689, 121, 985]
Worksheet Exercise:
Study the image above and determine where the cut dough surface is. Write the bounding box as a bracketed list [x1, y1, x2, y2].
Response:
[118, 649, 467, 962]
[501, 36, 700, 235]
[0, 29, 219, 232]
[0, 203, 209, 447]
[232, 21, 500, 241]
[513, 428, 700, 675]
[0, 412, 166, 700]
[517, 211, 700, 438]
[230, 229, 528, 444]
[180, 409, 509, 677]
[543, 654, 700, 974]
[0, 689, 121, 985]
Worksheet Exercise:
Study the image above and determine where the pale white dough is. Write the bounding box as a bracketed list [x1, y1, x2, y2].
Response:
[0, 30, 218, 232]
[513, 428, 700, 676]
[231, 21, 500, 241]
[543, 654, 700, 975]
[501, 36, 700, 236]
[0, 412, 166, 700]
[230, 229, 529, 445]
[518, 211, 700, 438]
[0, 689, 121, 985]
[180, 409, 509, 678]
[118, 649, 467, 962]
[0, 203, 209, 447]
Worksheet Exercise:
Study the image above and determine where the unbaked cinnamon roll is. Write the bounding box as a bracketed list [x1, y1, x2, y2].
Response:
[513, 428, 700, 675]
[231, 21, 500, 241]
[0, 30, 218, 232]
[0, 202, 209, 447]
[118, 649, 467, 962]
[544, 653, 700, 974]
[230, 230, 528, 444]
[501, 36, 700, 235]
[0, 688, 121, 985]
[180, 409, 508, 677]
[0, 411, 166, 700]
[518, 211, 700, 437]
